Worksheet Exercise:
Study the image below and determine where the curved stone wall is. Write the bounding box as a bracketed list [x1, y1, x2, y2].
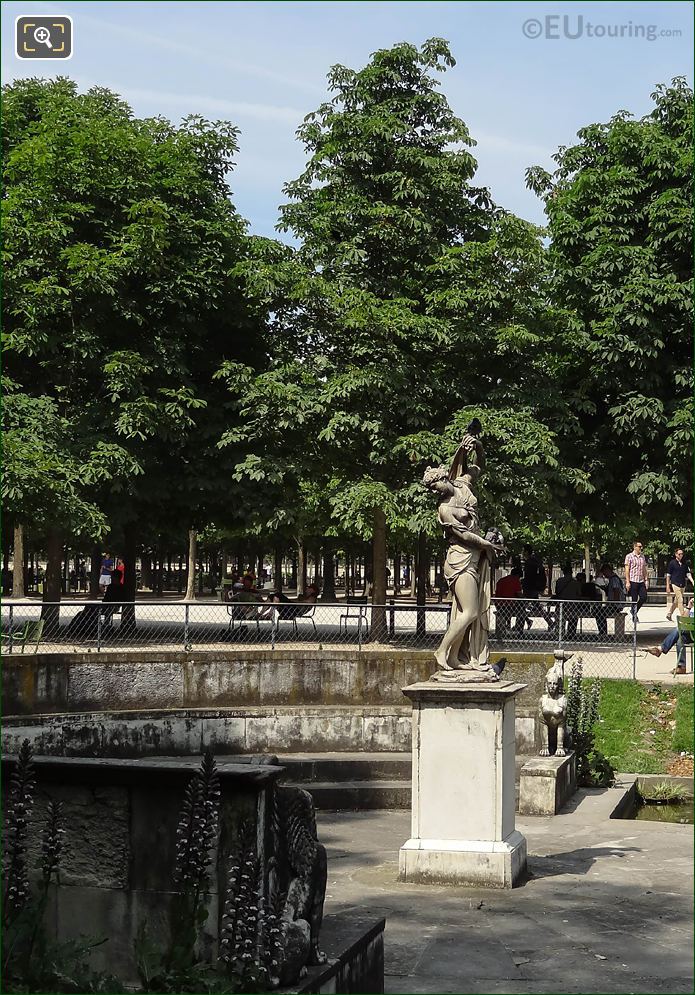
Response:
[3, 648, 552, 757]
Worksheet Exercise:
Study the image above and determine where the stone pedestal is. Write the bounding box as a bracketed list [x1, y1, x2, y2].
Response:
[518, 751, 577, 816]
[399, 680, 527, 889]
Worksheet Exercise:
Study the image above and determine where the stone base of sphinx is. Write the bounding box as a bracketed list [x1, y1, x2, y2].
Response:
[399, 830, 527, 889]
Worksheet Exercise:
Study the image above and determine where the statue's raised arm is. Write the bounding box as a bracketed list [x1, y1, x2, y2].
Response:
[448, 419, 486, 482]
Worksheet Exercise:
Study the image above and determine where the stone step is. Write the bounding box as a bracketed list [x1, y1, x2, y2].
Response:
[273, 752, 412, 783]
[286, 778, 412, 810]
[279, 754, 531, 810]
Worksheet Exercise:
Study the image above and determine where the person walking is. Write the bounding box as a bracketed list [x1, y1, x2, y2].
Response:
[99, 551, 114, 595]
[665, 547, 692, 621]
[515, 545, 551, 632]
[624, 540, 648, 621]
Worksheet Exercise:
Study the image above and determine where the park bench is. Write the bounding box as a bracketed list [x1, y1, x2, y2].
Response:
[226, 603, 264, 634]
[676, 615, 694, 673]
[494, 599, 628, 640]
[339, 597, 369, 638]
[272, 603, 318, 637]
[1, 618, 45, 653]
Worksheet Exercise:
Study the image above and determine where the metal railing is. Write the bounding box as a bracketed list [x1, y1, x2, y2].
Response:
[0, 596, 663, 680]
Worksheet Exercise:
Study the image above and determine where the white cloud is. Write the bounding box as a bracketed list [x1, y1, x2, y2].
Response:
[19, 4, 322, 95]
[110, 83, 304, 125]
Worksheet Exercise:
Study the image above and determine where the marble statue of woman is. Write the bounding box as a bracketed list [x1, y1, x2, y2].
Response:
[423, 431, 503, 678]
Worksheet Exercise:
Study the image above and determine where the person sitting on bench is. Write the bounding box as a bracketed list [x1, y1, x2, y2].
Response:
[259, 583, 319, 622]
[229, 574, 265, 618]
[648, 599, 693, 675]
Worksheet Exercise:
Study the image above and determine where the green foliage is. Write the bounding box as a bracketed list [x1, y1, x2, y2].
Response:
[593, 681, 693, 774]
[219, 824, 284, 992]
[135, 759, 280, 995]
[671, 686, 694, 755]
[639, 780, 689, 802]
[223, 40, 589, 553]
[527, 77, 694, 522]
[2, 76, 262, 545]
[2, 63, 691, 568]
[167, 749, 221, 973]
[565, 658, 614, 787]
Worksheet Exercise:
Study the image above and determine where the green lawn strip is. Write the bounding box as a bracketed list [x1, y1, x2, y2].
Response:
[593, 681, 693, 774]
[672, 686, 694, 755]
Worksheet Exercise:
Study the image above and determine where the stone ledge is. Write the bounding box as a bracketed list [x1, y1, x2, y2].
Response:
[518, 751, 577, 816]
[281, 912, 385, 994]
[1, 753, 285, 788]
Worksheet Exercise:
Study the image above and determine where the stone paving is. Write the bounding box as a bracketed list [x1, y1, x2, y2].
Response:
[318, 781, 693, 994]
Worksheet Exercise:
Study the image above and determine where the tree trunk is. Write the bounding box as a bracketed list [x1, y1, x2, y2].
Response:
[177, 555, 184, 594]
[393, 552, 401, 595]
[221, 549, 228, 583]
[257, 551, 264, 586]
[297, 538, 306, 596]
[121, 525, 138, 636]
[416, 531, 428, 638]
[274, 544, 283, 594]
[311, 544, 321, 588]
[141, 553, 152, 591]
[61, 545, 68, 595]
[371, 507, 388, 642]
[12, 523, 25, 599]
[584, 541, 591, 582]
[322, 546, 336, 602]
[89, 544, 101, 598]
[184, 529, 197, 601]
[41, 529, 63, 635]
[2, 532, 10, 595]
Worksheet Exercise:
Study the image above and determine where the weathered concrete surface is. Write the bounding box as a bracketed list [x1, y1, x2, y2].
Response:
[1, 755, 280, 984]
[2, 706, 413, 756]
[518, 751, 577, 816]
[4, 648, 550, 713]
[3, 649, 550, 757]
[319, 782, 694, 993]
[282, 913, 385, 994]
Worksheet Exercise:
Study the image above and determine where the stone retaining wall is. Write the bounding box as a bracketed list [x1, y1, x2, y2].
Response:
[4, 649, 552, 756]
[1, 755, 281, 984]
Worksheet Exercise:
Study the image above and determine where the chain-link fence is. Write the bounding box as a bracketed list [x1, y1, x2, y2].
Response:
[1, 597, 651, 678]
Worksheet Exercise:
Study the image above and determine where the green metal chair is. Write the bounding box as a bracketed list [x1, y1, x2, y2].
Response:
[1, 618, 45, 653]
[676, 615, 694, 673]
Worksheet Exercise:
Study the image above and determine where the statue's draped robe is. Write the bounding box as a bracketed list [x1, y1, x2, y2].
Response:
[439, 463, 491, 667]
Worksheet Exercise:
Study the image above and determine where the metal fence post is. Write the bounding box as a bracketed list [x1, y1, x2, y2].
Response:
[358, 612, 363, 651]
[184, 603, 190, 650]
[97, 608, 102, 652]
[8, 605, 14, 653]
[632, 608, 638, 680]
[557, 602, 563, 653]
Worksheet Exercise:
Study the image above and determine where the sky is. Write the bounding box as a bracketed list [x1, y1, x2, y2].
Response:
[2, 0, 693, 238]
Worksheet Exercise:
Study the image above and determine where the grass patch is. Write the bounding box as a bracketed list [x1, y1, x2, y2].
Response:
[672, 686, 694, 754]
[593, 681, 694, 774]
